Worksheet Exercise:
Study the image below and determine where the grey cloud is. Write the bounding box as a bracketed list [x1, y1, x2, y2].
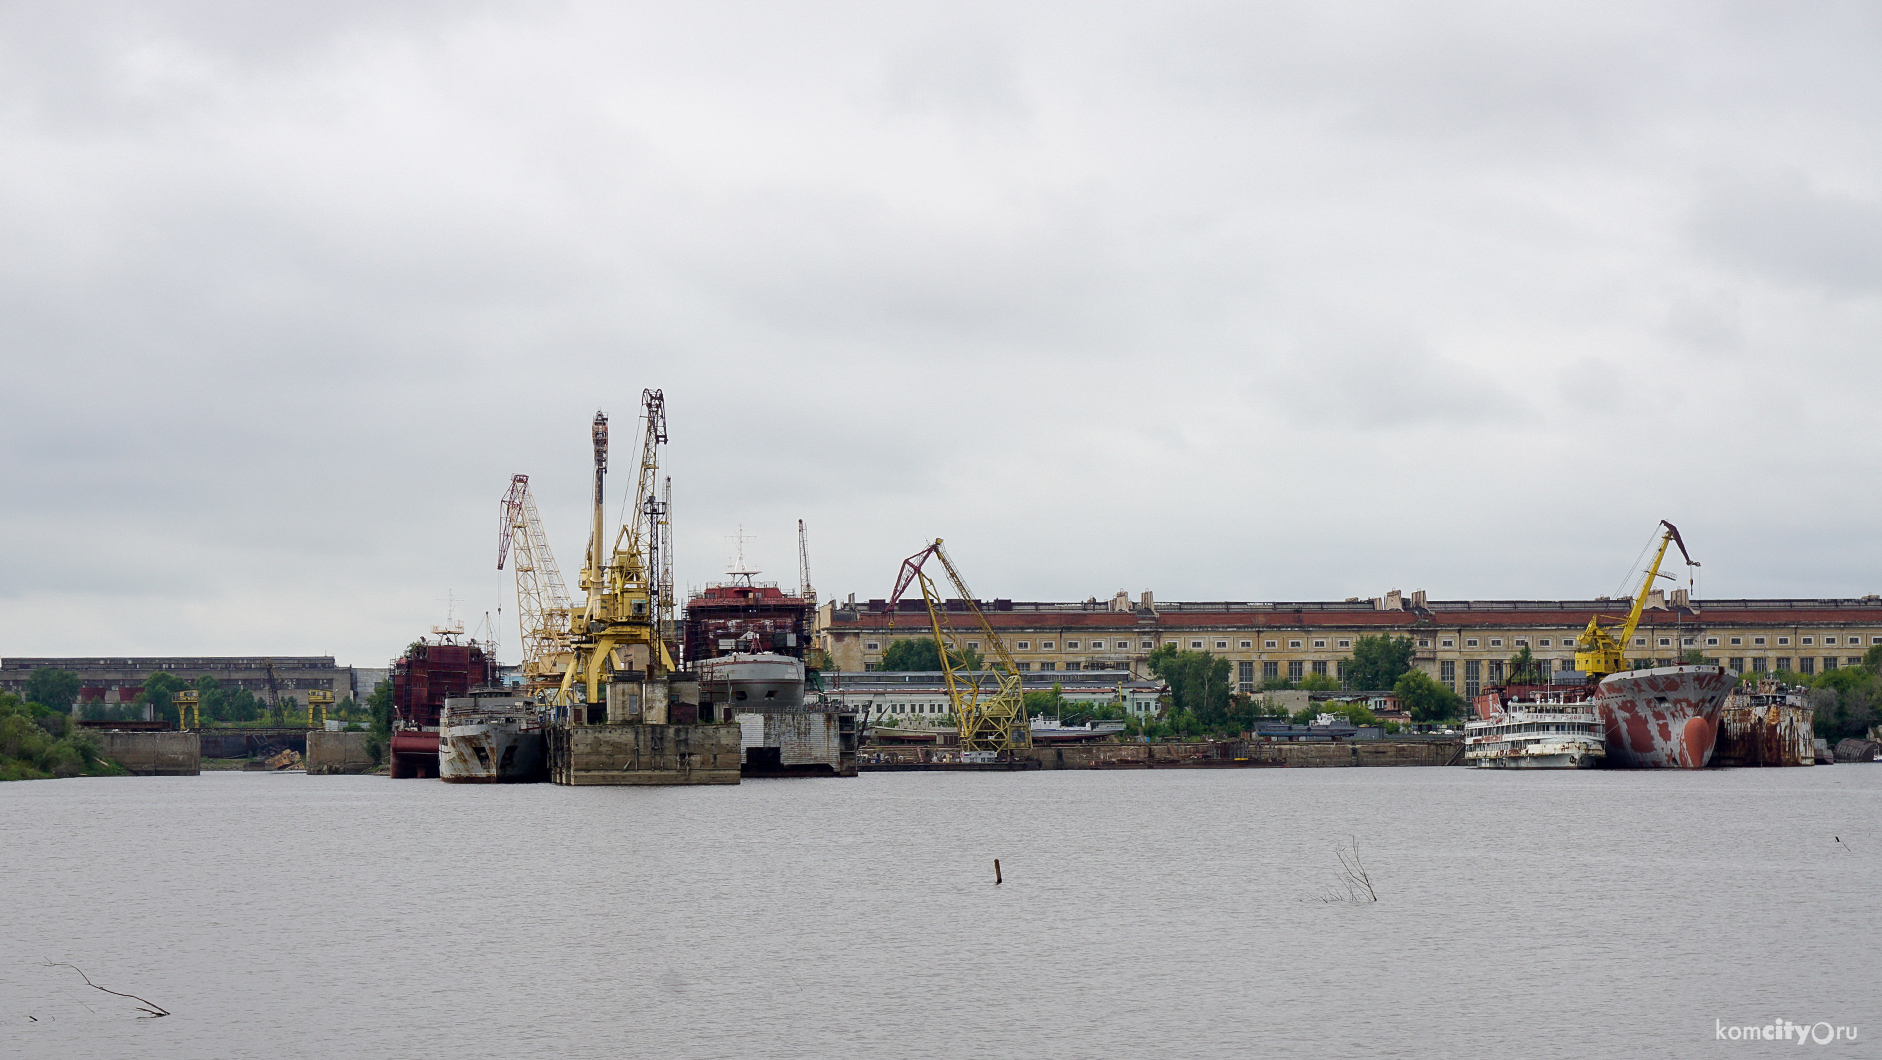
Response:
[1689, 176, 1882, 295]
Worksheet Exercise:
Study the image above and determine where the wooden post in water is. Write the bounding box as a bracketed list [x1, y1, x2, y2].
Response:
[994, 859, 1002, 885]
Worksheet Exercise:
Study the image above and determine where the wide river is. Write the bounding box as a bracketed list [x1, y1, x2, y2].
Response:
[2, 766, 1876, 1059]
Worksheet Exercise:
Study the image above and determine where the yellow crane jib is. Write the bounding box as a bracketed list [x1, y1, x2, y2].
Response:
[886, 539, 1032, 756]
[1573, 519, 1699, 681]
[555, 392, 676, 712]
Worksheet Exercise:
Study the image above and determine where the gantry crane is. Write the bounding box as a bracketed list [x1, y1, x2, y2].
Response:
[556, 390, 675, 709]
[1573, 519, 1700, 681]
[498, 473, 574, 692]
[887, 539, 1032, 756]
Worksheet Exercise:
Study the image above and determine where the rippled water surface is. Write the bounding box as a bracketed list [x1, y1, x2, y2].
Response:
[2, 766, 1877, 1059]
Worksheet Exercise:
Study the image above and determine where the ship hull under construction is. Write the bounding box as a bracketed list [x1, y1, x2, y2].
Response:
[439, 696, 547, 783]
[1593, 665, 1735, 769]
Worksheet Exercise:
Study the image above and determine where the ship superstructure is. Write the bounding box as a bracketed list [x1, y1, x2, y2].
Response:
[389, 629, 497, 779]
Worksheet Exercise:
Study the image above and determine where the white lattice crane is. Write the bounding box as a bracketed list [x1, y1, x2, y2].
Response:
[498, 474, 573, 691]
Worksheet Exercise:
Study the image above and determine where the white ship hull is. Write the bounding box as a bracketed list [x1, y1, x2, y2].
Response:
[439, 696, 547, 783]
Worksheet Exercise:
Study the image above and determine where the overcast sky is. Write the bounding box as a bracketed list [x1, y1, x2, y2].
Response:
[3, 1, 1879, 665]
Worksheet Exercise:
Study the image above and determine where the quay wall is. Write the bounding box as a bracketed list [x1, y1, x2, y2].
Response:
[550, 723, 742, 785]
[867, 739, 1466, 769]
[96, 732, 200, 776]
[306, 731, 375, 775]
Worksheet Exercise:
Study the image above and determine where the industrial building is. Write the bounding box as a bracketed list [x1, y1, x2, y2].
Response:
[821, 670, 1165, 729]
[816, 590, 1882, 697]
[0, 656, 381, 710]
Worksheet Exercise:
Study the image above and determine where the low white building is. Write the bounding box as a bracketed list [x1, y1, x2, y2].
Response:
[820, 670, 1165, 729]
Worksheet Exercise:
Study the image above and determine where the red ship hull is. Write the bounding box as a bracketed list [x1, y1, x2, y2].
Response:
[1593, 665, 1735, 769]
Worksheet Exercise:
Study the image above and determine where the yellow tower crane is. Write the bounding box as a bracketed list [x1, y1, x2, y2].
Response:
[555, 390, 675, 711]
[887, 539, 1032, 757]
[1572, 519, 1699, 682]
[498, 473, 575, 693]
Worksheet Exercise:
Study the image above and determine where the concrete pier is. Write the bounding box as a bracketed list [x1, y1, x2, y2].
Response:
[305, 731, 376, 774]
[548, 723, 742, 785]
[94, 731, 201, 776]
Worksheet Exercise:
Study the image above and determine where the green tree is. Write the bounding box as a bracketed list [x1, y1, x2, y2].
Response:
[1507, 646, 1542, 684]
[1395, 668, 1465, 724]
[1341, 635, 1415, 691]
[877, 637, 984, 672]
[1146, 645, 1232, 724]
[24, 668, 80, 714]
[1298, 671, 1339, 691]
[135, 671, 187, 724]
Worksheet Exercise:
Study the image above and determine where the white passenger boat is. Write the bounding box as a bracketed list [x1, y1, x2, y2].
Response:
[1465, 690, 1606, 769]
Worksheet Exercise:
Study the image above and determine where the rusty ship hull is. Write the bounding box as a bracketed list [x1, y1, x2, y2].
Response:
[440, 696, 547, 783]
[1592, 664, 1736, 769]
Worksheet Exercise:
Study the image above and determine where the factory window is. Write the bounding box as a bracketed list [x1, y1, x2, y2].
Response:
[1486, 660, 1504, 685]
[1190, 640, 1203, 649]
[1829, 636, 1843, 645]
[1287, 661, 1303, 680]
[1141, 640, 1153, 649]
[1852, 657, 1865, 667]
[1215, 640, 1228, 649]
[1289, 640, 1302, 649]
[1039, 662, 1055, 671]
[1237, 661, 1255, 692]
[1065, 662, 1081, 671]
[1753, 637, 1766, 646]
[1338, 639, 1351, 648]
[1515, 639, 1528, 647]
[865, 642, 879, 650]
[1823, 657, 1839, 671]
[968, 641, 980, 650]
[1729, 638, 1742, 646]
[1490, 639, 1503, 648]
[1265, 640, 1278, 648]
[1539, 639, 1551, 647]
[1464, 660, 1481, 697]
[1799, 657, 1816, 674]
[1442, 639, 1455, 648]
[1683, 638, 1695, 646]
[1066, 641, 1079, 649]
[1016, 641, 1030, 650]
[1016, 662, 1031, 671]
[1313, 640, 1326, 649]
[1263, 661, 1279, 680]
[1418, 638, 1430, 647]
[1751, 658, 1768, 673]
[1440, 660, 1455, 690]
[1240, 640, 1253, 648]
[1707, 637, 1719, 646]
[1465, 639, 1478, 648]
[1312, 661, 1328, 676]
[1633, 638, 1646, 647]
[1728, 657, 1744, 672]
[1041, 642, 1054, 649]
[1874, 637, 1882, 645]
[1775, 658, 1790, 672]
[1801, 637, 1813, 645]
[1658, 638, 1671, 647]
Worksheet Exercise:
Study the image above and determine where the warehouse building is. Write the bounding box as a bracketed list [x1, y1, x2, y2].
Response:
[816, 590, 1882, 697]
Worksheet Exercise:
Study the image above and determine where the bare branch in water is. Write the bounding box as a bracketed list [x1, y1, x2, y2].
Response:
[41, 960, 170, 1018]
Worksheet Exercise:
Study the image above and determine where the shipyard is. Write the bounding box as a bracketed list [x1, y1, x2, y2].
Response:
[7, 6, 1881, 1057]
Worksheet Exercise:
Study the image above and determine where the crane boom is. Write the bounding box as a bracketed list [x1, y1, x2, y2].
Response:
[558, 391, 675, 709]
[1574, 519, 1699, 681]
[887, 539, 1030, 755]
[499, 474, 573, 690]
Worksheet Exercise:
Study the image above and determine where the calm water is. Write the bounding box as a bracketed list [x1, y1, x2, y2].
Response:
[2, 766, 1877, 1059]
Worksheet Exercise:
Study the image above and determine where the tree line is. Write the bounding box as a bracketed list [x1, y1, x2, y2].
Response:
[15, 667, 360, 728]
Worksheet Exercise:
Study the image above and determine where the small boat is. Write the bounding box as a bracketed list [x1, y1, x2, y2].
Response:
[1466, 689, 1605, 769]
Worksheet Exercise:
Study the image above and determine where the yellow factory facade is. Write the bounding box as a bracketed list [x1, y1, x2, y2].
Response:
[816, 589, 1882, 697]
